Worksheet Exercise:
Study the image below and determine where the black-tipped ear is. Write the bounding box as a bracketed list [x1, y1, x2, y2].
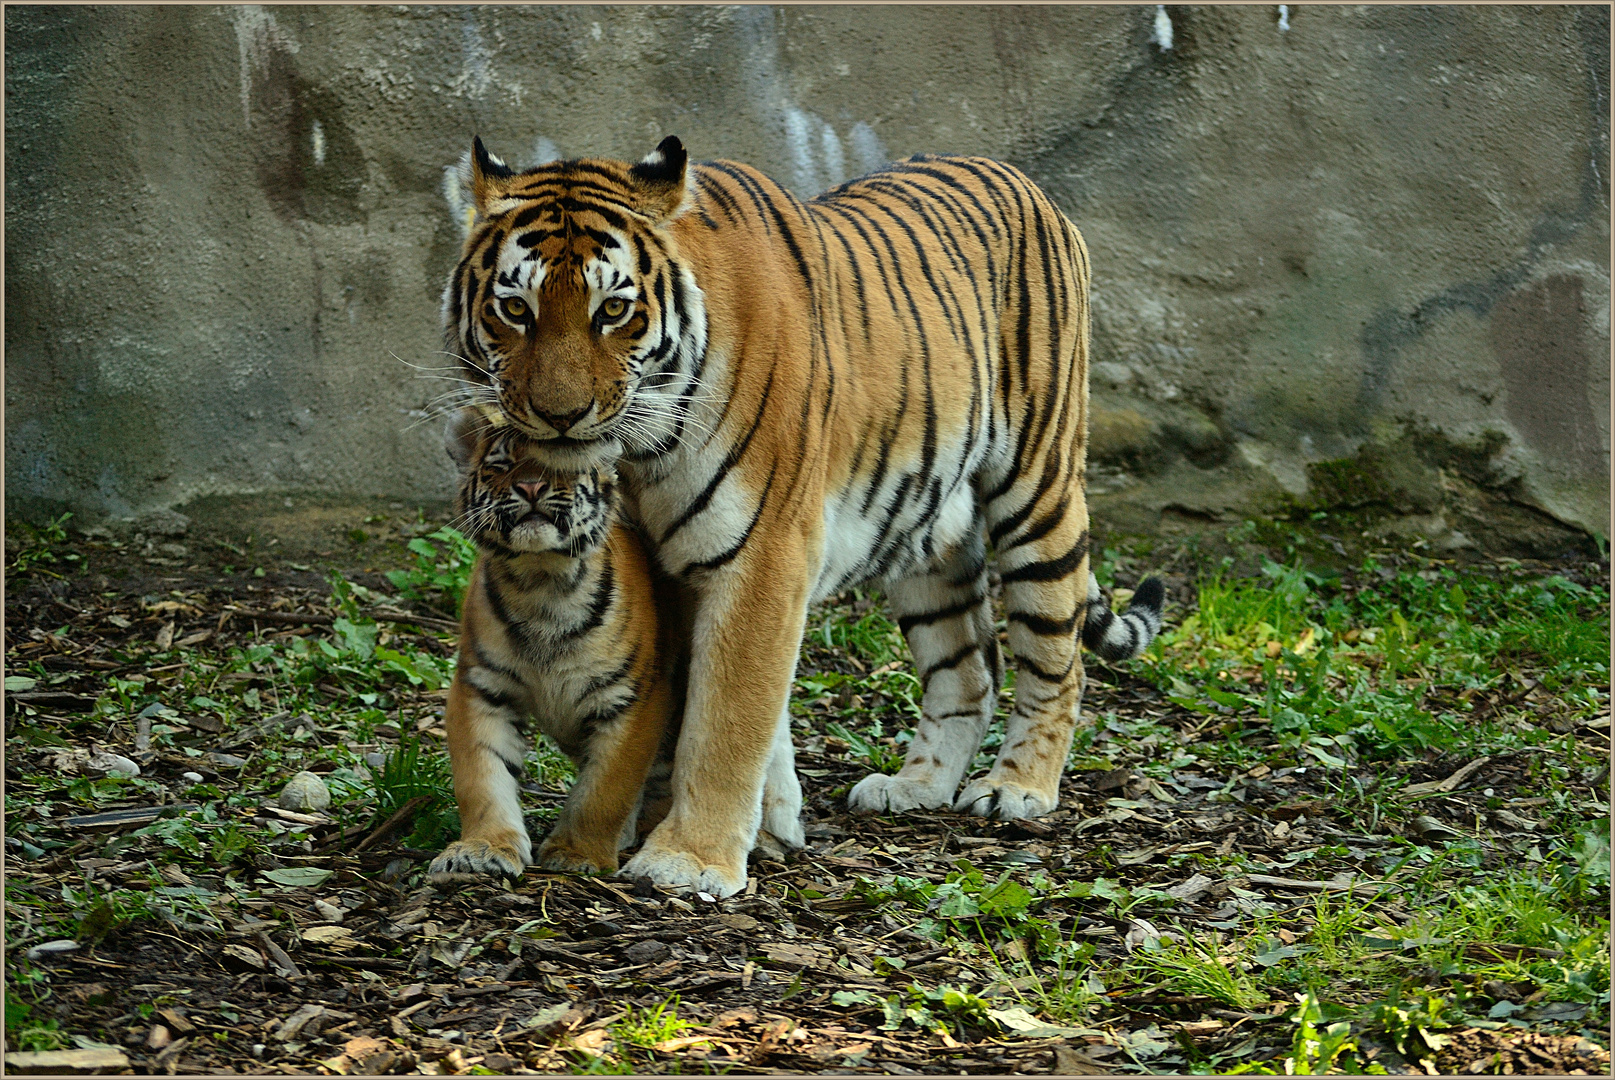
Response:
[628, 136, 690, 222]
[469, 136, 515, 214]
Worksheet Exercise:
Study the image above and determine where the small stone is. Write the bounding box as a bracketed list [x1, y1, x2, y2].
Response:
[313, 898, 345, 923]
[137, 508, 190, 538]
[623, 939, 671, 965]
[24, 939, 80, 962]
[51, 748, 140, 779]
[219, 943, 266, 972]
[181, 771, 204, 784]
[206, 752, 249, 769]
[277, 771, 331, 812]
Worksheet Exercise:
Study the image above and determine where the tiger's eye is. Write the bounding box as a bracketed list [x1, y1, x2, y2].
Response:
[601, 297, 628, 320]
[501, 297, 529, 320]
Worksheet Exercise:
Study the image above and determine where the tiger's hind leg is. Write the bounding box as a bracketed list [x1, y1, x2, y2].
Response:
[848, 527, 1001, 814]
[431, 675, 534, 884]
[954, 485, 1089, 821]
[754, 703, 806, 858]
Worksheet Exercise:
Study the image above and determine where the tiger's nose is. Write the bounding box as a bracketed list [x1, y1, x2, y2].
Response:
[514, 480, 547, 504]
[534, 402, 591, 435]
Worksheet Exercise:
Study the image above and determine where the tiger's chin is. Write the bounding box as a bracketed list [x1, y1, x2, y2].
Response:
[509, 429, 623, 473]
[500, 523, 586, 562]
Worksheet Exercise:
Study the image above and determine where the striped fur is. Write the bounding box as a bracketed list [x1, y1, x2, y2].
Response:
[428, 410, 678, 882]
[445, 137, 1161, 896]
[1082, 574, 1166, 663]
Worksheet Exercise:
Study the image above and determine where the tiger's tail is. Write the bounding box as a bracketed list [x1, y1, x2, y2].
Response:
[1081, 574, 1166, 662]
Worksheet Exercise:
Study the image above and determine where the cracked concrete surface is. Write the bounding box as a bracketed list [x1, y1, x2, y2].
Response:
[5, 6, 1608, 542]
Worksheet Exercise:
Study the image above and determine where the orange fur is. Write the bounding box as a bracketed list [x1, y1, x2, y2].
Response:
[429, 416, 676, 882]
[444, 141, 1160, 896]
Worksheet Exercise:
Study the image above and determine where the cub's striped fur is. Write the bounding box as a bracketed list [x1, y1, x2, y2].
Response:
[428, 409, 679, 882]
[444, 137, 1162, 896]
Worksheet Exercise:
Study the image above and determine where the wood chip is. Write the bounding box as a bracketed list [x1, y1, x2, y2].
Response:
[272, 1003, 326, 1041]
[1399, 755, 1491, 797]
[4, 1048, 131, 1074]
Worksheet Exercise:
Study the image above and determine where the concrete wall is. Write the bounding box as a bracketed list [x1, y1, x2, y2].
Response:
[6, 5, 1608, 539]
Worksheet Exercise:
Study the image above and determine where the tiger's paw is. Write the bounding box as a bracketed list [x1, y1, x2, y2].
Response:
[536, 836, 618, 876]
[621, 842, 747, 899]
[760, 794, 806, 853]
[847, 772, 953, 815]
[751, 825, 805, 862]
[429, 838, 528, 885]
[953, 779, 1057, 820]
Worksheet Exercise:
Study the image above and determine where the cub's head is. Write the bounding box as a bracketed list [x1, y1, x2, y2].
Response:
[447, 408, 618, 558]
[443, 135, 708, 470]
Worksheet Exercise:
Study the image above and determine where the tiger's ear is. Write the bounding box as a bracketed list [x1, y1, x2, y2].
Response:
[628, 136, 691, 223]
[444, 406, 488, 470]
[469, 136, 517, 216]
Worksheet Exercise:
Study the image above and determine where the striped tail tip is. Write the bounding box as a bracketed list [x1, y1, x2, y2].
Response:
[1081, 573, 1166, 662]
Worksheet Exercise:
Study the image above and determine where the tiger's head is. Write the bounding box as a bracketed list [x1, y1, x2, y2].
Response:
[447, 408, 619, 559]
[443, 136, 708, 471]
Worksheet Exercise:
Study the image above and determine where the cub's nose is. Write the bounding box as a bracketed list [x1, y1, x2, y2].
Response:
[513, 479, 548, 504]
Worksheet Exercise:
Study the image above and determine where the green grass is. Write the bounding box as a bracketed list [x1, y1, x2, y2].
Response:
[4, 513, 1607, 1073]
[798, 532, 1607, 1072]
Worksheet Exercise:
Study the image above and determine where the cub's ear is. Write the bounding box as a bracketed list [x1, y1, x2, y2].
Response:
[469, 136, 517, 217]
[444, 406, 488, 470]
[628, 135, 691, 223]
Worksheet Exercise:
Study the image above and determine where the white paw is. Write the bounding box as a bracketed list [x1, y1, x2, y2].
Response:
[953, 779, 1057, 820]
[621, 844, 747, 899]
[760, 795, 806, 852]
[847, 772, 954, 815]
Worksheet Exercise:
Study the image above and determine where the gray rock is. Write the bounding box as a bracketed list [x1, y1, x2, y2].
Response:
[24, 939, 80, 962]
[623, 939, 671, 966]
[277, 771, 331, 812]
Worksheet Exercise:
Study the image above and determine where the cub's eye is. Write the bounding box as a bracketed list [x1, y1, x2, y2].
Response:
[500, 297, 529, 321]
[600, 297, 629, 321]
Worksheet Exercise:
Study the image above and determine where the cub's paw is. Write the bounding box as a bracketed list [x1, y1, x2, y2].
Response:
[621, 844, 746, 899]
[536, 837, 618, 876]
[953, 779, 1057, 820]
[847, 773, 952, 815]
[429, 839, 526, 885]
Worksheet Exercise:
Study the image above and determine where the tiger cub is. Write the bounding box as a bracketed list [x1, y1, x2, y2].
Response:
[428, 409, 682, 883]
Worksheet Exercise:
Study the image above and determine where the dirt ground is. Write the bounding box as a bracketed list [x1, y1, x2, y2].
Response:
[4, 505, 1609, 1076]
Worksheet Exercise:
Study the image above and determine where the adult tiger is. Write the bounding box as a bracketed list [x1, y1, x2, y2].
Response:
[443, 136, 1163, 897]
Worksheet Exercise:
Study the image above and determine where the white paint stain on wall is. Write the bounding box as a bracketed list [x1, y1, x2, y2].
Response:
[442, 151, 476, 238]
[1152, 5, 1174, 50]
[230, 5, 298, 127]
[733, 7, 886, 194]
[311, 119, 326, 166]
[848, 122, 889, 174]
[531, 137, 561, 166]
[452, 13, 494, 99]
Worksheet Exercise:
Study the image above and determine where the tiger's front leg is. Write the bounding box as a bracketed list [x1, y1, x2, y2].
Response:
[622, 556, 809, 898]
[537, 672, 674, 875]
[430, 676, 533, 884]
